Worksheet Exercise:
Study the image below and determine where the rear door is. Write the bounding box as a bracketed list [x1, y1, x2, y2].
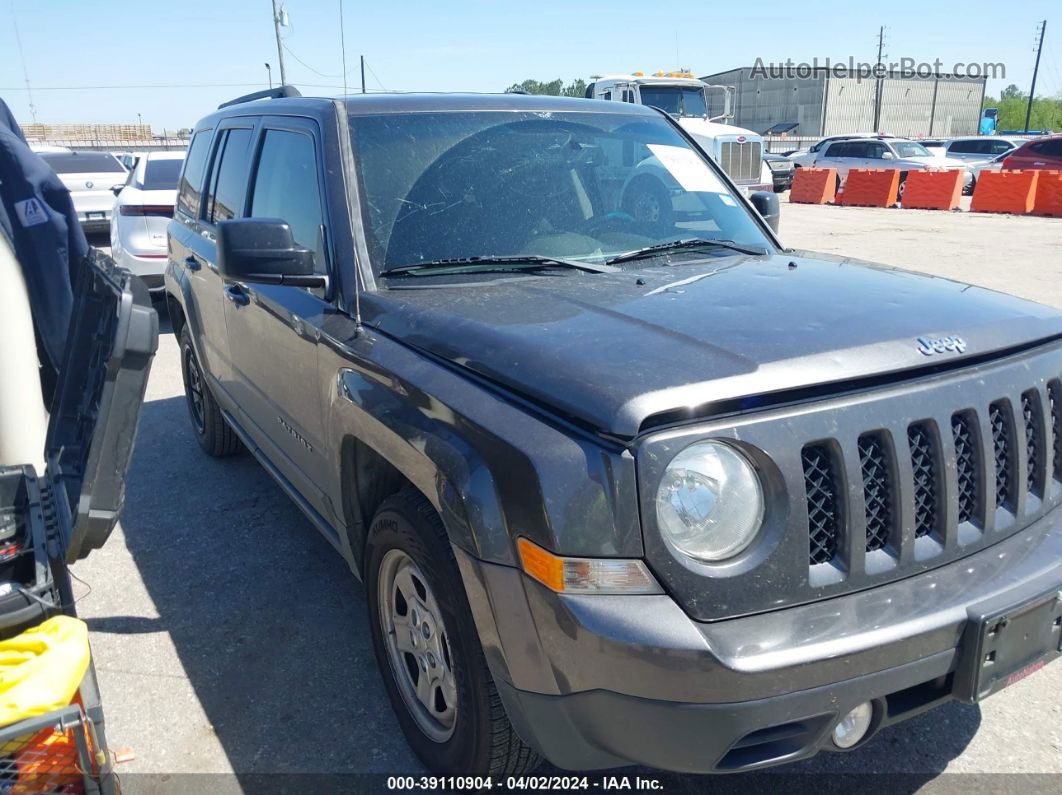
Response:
[221, 116, 334, 518]
[169, 127, 233, 388]
[817, 141, 860, 180]
[195, 121, 257, 399]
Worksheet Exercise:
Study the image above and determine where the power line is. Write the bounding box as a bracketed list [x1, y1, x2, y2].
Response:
[10, 1, 38, 123]
[364, 59, 387, 91]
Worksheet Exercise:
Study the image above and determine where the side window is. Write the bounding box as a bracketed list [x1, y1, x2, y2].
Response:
[987, 141, 1013, 155]
[203, 129, 253, 224]
[1039, 140, 1062, 157]
[867, 143, 887, 159]
[602, 90, 612, 101]
[250, 129, 327, 275]
[949, 140, 975, 154]
[176, 130, 213, 219]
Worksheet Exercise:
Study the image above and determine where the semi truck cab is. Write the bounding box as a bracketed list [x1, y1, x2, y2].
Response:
[587, 72, 773, 194]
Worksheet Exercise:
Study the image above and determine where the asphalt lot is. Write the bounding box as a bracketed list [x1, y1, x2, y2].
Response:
[77, 207, 1062, 790]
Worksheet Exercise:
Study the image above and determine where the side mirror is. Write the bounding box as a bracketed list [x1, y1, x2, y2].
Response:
[880, 151, 895, 160]
[749, 191, 780, 235]
[111, 185, 124, 196]
[216, 218, 324, 287]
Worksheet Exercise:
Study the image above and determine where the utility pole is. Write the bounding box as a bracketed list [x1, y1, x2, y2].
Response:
[1024, 20, 1046, 134]
[872, 25, 886, 133]
[361, 55, 366, 94]
[271, 0, 288, 86]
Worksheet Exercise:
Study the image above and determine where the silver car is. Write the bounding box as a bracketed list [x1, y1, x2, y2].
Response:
[814, 138, 974, 198]
[938, 136, 1025, 165]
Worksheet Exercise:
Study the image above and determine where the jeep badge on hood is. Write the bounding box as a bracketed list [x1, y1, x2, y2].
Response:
[917, 335, 967, 356]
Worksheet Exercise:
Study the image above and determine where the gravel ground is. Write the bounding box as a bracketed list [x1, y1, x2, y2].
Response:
[74, 208, 1062, 790]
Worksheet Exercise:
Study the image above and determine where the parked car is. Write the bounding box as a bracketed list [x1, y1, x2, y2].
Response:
[916, 139, 949, 157]
[763, 151, 795, 191]
[1003, 134, 1062, 171]
[941, 136, 1025, 164]
[815, 137, 974, 197]
[167, 88, 1062, 777]
[970, 150, 1011, 183]
[110, 150, 186, 293]
[28, 142, 71, 154]
[113, 151, 141, 170]
[787, 133, 896, 167]
[38, 150, 127, 233]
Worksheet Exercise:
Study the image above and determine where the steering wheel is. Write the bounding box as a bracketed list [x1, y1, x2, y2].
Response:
[583, 211, 637, 236]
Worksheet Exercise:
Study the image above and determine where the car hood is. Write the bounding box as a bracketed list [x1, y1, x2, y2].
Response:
[366, 253, 1062, 437]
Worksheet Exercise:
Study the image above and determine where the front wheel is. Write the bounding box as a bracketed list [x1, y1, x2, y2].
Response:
[623, 176, 674, 233]
[366, 490, 541, 775]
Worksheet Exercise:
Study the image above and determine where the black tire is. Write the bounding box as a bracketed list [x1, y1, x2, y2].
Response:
[366, 489, 542, 775]
[897, 172, 907, 203]
[623, 176, 674, 233]
[179, 326, 241, 457]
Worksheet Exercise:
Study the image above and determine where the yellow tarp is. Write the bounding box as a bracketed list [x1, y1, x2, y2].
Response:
[0, 616, 89, 727]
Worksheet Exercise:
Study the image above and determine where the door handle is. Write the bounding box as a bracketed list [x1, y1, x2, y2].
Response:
[184, 255, 202, 271]
[224, 284, 250, 307]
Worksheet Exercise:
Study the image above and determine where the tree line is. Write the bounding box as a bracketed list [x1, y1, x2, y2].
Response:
[983, 84, 1061, 132]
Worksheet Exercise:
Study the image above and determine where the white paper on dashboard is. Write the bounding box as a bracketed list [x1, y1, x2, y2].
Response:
[646, 144, 726, 193]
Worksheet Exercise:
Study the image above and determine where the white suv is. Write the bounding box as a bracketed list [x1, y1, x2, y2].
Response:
[814, 138, 974, 197]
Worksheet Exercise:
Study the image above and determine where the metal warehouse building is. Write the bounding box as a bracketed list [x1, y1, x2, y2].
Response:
[701, 66, 986, 139]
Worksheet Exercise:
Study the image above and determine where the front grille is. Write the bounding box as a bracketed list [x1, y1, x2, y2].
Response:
[908, 423, 939, 538]
[718, 140, 763, 182]
[989, 401, 1014, 510]
[802, 388, 1058, 566]
[1022, 391, 1043, 495]
[952, 413, 980, 525]
[1049, 380, 1061, 481]
[802, 444, 841, 565]
[858, 433, 893, 551]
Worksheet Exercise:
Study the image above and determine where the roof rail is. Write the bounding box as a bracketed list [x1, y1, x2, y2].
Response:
[217, 85, 302, 110]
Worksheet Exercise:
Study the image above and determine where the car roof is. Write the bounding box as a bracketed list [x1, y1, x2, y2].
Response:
[142, 150, 186, 160]
[197, 91, 658, 129]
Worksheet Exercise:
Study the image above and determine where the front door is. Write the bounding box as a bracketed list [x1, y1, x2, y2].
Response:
[222, 117, 334, 519]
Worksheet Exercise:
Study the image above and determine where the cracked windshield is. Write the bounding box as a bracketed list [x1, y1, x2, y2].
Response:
[350, 110, 773, 277]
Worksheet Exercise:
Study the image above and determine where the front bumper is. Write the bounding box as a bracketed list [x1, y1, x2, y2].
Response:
[771, 170, 794, 191]
[457, 504, 1062, 773]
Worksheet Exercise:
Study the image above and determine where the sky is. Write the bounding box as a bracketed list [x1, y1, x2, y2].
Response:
[1, 0, 1059, 132]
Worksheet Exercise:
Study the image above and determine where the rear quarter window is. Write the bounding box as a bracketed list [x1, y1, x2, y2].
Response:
[176, 130, 214, 219]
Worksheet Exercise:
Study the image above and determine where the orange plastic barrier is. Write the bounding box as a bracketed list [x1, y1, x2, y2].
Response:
[970, 170, 1039, 215]
[789, 167, 836, 204]
[900, 169, 963, 210]
[1032, 170, 1062, 217]
[838, 169, 899, 208]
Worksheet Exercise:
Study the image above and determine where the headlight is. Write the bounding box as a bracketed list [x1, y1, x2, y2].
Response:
[655, 441, 764, 562]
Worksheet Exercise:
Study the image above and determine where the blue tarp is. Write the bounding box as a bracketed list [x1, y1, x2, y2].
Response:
[0, 97, 87, 371]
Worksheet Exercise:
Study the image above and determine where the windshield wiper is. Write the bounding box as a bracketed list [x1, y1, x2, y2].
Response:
[379, 254, 616, 278]
[606, 238, 767, 266]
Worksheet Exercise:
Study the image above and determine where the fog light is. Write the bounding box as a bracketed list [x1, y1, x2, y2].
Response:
[832, 702, 873, 749]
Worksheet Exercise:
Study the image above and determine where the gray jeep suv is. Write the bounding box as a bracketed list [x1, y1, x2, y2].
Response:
[165, 88, 1062, 776]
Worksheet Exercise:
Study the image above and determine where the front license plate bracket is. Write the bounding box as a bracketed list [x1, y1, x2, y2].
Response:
[954, 589, 1062, 703]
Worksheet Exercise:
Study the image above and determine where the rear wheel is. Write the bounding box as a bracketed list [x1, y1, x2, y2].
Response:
[366, 490, 541, 775]
[179, 327, 240, 457]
